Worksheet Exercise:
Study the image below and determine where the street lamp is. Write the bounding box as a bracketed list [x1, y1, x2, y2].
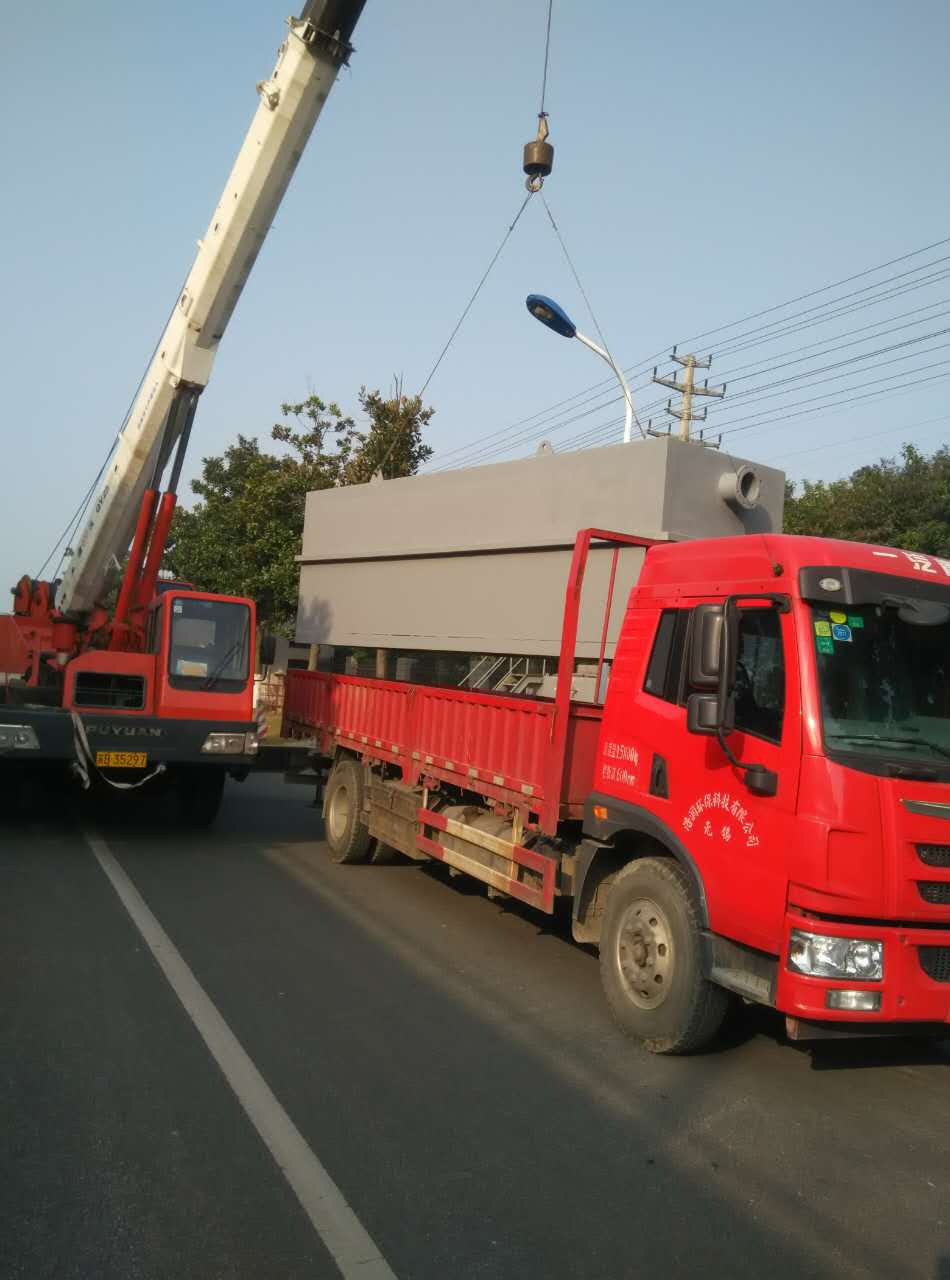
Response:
[525, 294, 643, 443]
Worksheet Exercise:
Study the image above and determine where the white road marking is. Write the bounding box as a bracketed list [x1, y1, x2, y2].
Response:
[83, 827, 397, 1280]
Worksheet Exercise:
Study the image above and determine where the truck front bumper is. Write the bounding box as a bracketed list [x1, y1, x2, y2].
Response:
[776, 908, 950, 1029]
[0, 709, 259, 770]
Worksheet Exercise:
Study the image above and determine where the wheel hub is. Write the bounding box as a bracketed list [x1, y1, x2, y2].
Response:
[616, 896, 673, 1010]
[327, 781, 350, 843]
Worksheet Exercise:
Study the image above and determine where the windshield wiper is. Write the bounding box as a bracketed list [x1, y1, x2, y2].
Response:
[202, 623, 249, 691]
[827, 732, 950, 760]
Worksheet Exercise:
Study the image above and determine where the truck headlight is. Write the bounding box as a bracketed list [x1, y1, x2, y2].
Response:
[201, 732, 247, 755]
[788, 929, 884, 981]
[0, 724, 40, 750]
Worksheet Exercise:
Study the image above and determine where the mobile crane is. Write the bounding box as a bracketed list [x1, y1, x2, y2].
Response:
[0, 0, 367, 822]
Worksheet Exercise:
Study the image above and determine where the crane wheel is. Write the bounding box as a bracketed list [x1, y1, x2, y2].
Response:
[178, 769, 226, 828]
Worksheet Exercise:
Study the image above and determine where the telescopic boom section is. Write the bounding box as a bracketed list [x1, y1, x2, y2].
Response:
[56, 0, 366, 619]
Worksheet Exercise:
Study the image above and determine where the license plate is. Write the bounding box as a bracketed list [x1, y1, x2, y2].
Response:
[95, 751, 148, 769]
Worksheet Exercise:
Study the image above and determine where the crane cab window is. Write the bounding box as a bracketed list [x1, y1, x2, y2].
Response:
[168, 597, 250, 692]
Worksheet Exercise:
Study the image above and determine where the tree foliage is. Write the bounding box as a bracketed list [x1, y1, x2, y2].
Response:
[165, 388, 434, 633]
[784, 444, 950, 556]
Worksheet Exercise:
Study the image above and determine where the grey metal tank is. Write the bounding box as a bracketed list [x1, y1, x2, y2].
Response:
[294, 436, 784, 662]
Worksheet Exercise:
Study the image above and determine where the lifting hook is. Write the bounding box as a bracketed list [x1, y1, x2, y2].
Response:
[523, 113, 554, 193]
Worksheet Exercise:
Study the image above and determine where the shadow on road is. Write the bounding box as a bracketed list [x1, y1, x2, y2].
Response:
[10, 771, 948, 1279]
[418, 855, 950, 1071]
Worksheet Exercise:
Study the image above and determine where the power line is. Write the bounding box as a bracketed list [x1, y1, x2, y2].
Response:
[36, 268, 195, 583]
[428, 241, 950, 461]
[661, 234, 950, 354]
[440, 294, 950, 465]
[565, 368, 950, 462]
[775, 412, 950, 464]
[716, 327, 950, 406]
[709, 263, 950, 361]
[558, 349, 950, 454]
[500, 274, 950, 458]
[35, 450, 113, 582]
[458, 323, 950, 463]
[717, 357, 950, 438]
[708, 298, 950, 384]
[428, 241, 950, 468]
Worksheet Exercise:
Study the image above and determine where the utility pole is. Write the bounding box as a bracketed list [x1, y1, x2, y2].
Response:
[651, 349, 726, 443]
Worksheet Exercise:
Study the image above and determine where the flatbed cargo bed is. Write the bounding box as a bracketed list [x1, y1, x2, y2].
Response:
[282, 669, 603, 829]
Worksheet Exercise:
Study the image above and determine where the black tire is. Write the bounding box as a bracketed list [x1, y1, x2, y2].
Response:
[368, 840, 400, 865]
[599, 856, 730, 1055]
[323, 759, 373, 864]
[179, 770, 226, 828]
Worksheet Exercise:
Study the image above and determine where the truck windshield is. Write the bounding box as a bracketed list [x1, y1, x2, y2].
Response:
[168, 598, 250, 692]
[812, 600, 950, 765]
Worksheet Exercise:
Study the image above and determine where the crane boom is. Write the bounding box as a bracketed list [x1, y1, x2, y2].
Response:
[57, 0, 366, 617]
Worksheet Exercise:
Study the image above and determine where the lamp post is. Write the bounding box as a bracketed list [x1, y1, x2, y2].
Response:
[525, 294, 643, 442]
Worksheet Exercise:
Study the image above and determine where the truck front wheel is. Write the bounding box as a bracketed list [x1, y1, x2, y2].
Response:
[323, 759, 374, 864]
[179, 769, 226, 828]
[599, 856, 730, 1055]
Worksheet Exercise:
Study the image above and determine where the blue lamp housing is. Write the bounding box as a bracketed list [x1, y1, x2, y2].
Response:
[525, 293, 577, 339]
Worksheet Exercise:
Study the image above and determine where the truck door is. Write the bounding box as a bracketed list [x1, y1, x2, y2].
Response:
[679, 602, 802, 952]
[597, 599, 801, 956]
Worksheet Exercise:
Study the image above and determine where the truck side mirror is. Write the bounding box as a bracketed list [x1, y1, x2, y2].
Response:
[259, 632, 277, 666]
[688, 604, 724, 689]
[686, 603, 736, 736]
[688, 594, 784, 801]
[716, 598, 740, 735]
[686, 692, 719, 734]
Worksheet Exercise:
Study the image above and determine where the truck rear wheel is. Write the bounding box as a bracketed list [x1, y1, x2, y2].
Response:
[179, 769, 226, 828]
[324, 759, 373, 864]
[599, 856, 729, 1055]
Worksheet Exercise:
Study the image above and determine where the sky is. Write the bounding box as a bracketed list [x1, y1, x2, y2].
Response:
[1, 0, 949, 594]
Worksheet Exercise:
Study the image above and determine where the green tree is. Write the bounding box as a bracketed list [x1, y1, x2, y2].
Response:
[340, 385, 434, 483]
[165, 387, 434, 633]
[784, 443, 950, 555]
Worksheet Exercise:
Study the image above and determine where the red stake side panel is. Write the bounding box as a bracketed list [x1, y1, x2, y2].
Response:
[283, 669, 603, 831]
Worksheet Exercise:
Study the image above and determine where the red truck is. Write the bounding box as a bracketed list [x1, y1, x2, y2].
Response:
[281, 527, 950, 1052]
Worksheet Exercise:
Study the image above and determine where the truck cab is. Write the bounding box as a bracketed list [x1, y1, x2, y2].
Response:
[588, 533, 950, 1040]
[0, 589, 261, 824]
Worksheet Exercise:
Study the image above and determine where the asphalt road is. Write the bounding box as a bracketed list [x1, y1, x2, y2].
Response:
[2, 772, 949, 1280]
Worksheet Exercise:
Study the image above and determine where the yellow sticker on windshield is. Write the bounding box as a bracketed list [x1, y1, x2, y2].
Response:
[814, 620, 832, 637]
[829, 610, 847, 624]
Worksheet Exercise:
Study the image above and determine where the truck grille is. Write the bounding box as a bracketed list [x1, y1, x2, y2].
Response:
[917, 843, 950, 867]
[74, 673, 146, 711]
[919, 947, 950, 982]
[917, 881, 950, 905]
